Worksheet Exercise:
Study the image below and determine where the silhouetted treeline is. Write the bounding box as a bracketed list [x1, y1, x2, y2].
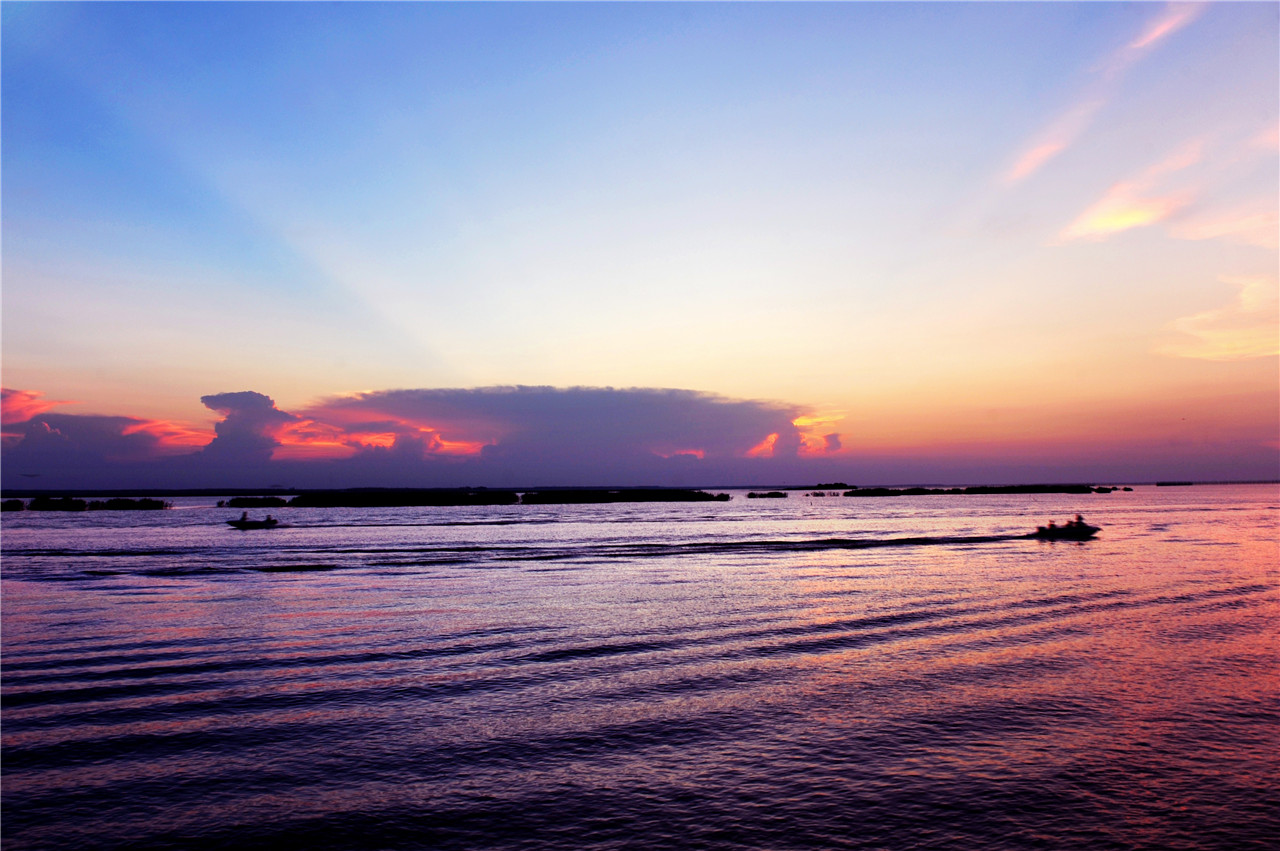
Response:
[842, 484, 1120, 497]
[221, 497, 290, 508]
[520, 489, 730, 505]
[88, 498, 171, 510]
[11, 496, 171, 511]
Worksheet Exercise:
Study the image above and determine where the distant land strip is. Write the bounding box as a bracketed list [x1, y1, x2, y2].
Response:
[9, 482, 1278, 505]
[0, 483, 1156, 511]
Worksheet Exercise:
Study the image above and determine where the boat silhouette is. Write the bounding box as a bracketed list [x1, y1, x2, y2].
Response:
[1030, 517, 1099, 541]
[226, 516, 280, 530]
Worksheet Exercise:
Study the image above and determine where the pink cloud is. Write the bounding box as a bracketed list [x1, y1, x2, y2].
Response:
[121, 419, 215, 452]
[1126, 3, 1204, 53]
[1003, 100, 1103, 185]
[2, 388, 69, 426]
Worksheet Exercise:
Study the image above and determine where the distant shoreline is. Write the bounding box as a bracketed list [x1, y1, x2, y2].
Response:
[3, 480, 1275, 510]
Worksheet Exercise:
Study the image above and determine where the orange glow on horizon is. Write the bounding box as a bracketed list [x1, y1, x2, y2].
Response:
[839, 379, 1278, 462]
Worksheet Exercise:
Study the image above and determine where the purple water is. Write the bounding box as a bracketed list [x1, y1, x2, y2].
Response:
[3, 485, 1277, 849]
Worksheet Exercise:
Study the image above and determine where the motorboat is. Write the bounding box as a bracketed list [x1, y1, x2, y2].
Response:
[1030, 520, 1099, 541]
[226, 517, 280, 530]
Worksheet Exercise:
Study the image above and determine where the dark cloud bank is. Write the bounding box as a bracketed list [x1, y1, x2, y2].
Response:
[2, 387, 838, 490]
[4, 386, 1273, 491]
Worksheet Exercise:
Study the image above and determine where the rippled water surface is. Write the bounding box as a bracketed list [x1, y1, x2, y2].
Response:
[3, 485, 1277, 849]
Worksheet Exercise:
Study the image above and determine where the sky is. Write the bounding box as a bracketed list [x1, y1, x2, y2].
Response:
[2, 1, 1277, 490]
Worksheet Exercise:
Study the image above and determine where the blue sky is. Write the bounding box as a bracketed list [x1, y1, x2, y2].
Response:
[3, 2, 1276, 487]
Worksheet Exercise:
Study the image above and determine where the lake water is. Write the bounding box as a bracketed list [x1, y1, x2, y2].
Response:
[3, 485, 1277, 849]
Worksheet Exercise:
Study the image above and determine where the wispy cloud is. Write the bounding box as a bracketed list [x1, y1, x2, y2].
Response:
[1123, 3, 1204, 56]
[1250, 122, 1280, 152]
[1004, 99, 1105, 185]
[1057, 140, 1203, 242]
[1157, 276, 1280, 361]
[1003, 3, 1205, 185]
[1170, 204, 1279, 250]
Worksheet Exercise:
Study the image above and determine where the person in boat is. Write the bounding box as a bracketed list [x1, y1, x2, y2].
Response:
[240, 512, 249, 521]
[265, 515, 274, 524]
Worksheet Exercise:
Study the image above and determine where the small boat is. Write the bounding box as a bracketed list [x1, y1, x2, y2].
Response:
[1030, 520, 1100, 541]
[226, 517, 280, 530]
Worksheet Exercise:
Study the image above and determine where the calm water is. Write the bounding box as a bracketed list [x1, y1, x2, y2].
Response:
[3, 485, 1277, 850]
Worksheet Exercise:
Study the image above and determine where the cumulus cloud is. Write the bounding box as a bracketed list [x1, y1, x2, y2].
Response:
[199, 391, 298, 460]
[1, 385, 848, 490]
[1, 411, 192, 485]
[302, 386, 820, 470]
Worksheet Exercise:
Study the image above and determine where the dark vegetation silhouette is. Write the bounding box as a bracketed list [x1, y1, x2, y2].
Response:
[842, 484, 1118, 497]
[19, 496, 171, 511]
[87, 498, 170, 510]
[520, 489, 730, 505]
[219, 497, 289, 508]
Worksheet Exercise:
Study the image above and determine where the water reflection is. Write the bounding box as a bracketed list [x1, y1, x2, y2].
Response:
[3, 486, 1278, 849]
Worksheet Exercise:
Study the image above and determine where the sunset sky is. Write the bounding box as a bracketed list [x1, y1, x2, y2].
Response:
[3, 2, 1277, 489]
